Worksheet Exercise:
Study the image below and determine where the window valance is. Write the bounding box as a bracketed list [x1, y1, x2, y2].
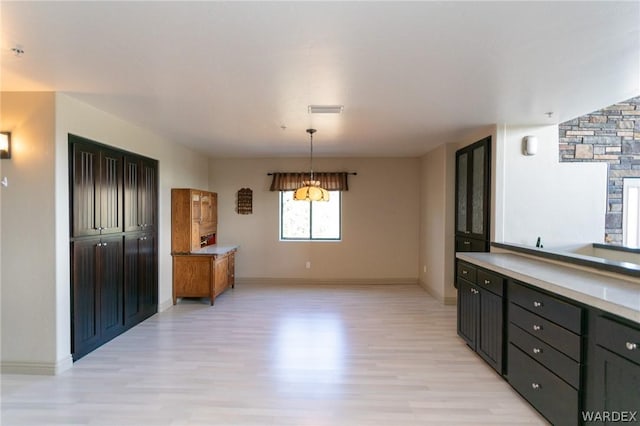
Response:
[269, 172, 351, 191]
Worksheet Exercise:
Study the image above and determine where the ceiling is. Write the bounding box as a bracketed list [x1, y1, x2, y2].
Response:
[1, 1, 639, 158]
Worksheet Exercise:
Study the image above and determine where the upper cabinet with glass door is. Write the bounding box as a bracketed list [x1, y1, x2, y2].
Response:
[455, 137, 491, 252]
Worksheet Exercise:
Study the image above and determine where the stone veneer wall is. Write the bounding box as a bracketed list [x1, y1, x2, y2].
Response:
[559, 96, 640, 244]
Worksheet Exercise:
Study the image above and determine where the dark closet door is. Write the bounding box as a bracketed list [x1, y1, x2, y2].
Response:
[124, 156, 157, 233]
[71, 139, 123, 236]
[71, 142, 101, 237]
[124, 232, 157, 326]
[71, 238, 101, 359]
[98, 235, 125, 341]
[98, 148, 123, 235]
[139, 157, 158, 232]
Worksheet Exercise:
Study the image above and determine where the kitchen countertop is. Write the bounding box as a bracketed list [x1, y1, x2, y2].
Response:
[456, 252, 640, 323]
[187, 244, 239, 256]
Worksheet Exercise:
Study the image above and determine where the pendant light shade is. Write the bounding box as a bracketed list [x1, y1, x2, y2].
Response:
[294, 129, 330, 201]
[293, 180, 330, 201]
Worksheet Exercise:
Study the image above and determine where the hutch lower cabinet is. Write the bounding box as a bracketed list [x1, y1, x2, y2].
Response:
[172, 249, 236, 305]
[70, 134, 158, 361]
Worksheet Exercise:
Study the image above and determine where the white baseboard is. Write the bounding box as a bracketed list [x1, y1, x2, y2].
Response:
[1, 355, 73, 376]
[235, 277, 419, 286]
[158, 298, 174, 312]
[418, 280, 457, 305]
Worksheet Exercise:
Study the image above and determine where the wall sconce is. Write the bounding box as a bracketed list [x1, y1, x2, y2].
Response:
[523, 135, 538, 156]
[0, 132, 11, 159]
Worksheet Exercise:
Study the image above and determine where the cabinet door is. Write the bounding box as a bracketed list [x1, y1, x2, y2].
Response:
[124, 233, 157, 326]
[214, 255, 229, 297]
[124, 156, 141, 232]
[124, 155, 156, 233]
[457, 279, 479, 349]
[98, 148, 123, 234]
[98, 235, 124, 341]
[454, 137, 490, 246]
[228, 252, 235, 288]
[477, 288, 503, 373]
[139, 232, 157, 318]
[191, 191, 202, 251]
[72, 235, 124, 359]
[456, 151, 469, 235]
[589, 346, 640, 424]
[139, 158, 157, 232]
[72, 239, 101, 359]
[71, 142, 101, 237]
[469, 142, 488, 238]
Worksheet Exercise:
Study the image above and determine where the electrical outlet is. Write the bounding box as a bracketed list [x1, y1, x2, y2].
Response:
[423, 265, 427, 273]
[306, 261, 311, 269]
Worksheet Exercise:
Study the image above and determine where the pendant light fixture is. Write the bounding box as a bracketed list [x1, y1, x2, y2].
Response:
[293, 128, 330, 201]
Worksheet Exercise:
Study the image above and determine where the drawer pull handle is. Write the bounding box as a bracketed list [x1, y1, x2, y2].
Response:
[531, 383, 541, 390]
[483, 279, 490, 284]
[626, 342, 638, 351]
[462, 270, 468, 275]
[463, 241, 471, 245]
[533, 301, 543, 308]
[532, 348, 542, 354]
[532, 325, 542, 331]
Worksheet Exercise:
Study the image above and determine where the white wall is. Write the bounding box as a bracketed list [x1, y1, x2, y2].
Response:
[495, 124, 607, 247]
[1, 92, 58, 372]
[210, 157, 421, 282]
[418, 125, 497, 304]
[1, 92, 210, 374]
[419, 144, 454, 302]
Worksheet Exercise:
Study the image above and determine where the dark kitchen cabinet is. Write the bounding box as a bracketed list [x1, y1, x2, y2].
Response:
[455, 137, 491, 252]
[456, 261, 505, 374]
[585, 314, 640, 424]
[507, 280, 583, 426]
[70, 135, 158, 361]
[71, 138, 123, 237]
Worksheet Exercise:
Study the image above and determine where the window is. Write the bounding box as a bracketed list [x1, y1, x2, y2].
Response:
[280, 191, 341, 240]
[623, 178, 640, 247]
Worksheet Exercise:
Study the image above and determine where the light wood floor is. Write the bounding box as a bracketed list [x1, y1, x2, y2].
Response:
[2, 283, 547, 425]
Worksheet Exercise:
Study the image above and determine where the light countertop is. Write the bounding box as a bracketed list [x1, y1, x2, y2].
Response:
[456, 252, 640, 324]
[187, 244, 239, 256]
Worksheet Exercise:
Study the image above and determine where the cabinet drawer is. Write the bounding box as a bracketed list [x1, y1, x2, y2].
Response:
[456, 261, 477, 283]
[476, 269, 504, 297]
[509, 323, 580, 389]
[455, 236, 487, 252]
[595, 316, 640, 365]
[508, 344, 579, 426]
[509, 281, 582, 334]
[510, 303, 581, 361]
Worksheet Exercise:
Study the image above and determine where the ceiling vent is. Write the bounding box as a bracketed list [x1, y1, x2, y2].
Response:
[308, 105, 344, 114]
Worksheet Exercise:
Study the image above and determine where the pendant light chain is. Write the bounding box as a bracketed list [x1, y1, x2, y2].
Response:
[308, 128, 316, 181]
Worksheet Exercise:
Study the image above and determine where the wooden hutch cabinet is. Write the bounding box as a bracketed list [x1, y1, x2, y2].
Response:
[171, 188, 235, 305]
[69, 134, 158, 361]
